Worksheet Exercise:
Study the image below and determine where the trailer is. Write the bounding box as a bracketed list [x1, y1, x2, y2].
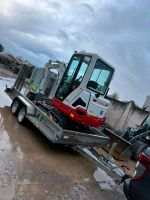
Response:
[4, 55, 131, 183]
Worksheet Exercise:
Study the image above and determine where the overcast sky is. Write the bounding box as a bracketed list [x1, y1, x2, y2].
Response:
[0, 0, 150, 106]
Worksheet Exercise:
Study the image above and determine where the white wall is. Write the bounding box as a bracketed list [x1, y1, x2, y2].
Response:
[105, 98, 149, 131]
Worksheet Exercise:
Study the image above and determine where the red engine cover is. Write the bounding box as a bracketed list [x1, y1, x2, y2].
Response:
[51, 98, 105, 127]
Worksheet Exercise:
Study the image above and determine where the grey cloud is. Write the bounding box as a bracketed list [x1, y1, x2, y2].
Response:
[57, 30, 69, 41]
[76, 1, 150, 106]
[80, 3, 95, 17]
[0, 0, 150, 106]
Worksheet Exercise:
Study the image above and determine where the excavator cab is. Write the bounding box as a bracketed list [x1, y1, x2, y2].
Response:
[52, 51, 115, 127]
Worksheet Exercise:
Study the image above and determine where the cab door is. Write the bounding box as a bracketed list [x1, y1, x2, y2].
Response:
[55, 54, 91, 101]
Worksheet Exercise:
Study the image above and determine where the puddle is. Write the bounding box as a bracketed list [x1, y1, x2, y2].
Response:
[93, 167, 116, 190]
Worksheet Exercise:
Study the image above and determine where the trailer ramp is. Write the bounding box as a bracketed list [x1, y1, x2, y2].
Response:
[73, 145, 125, 182]
[102, 128, 132, 160]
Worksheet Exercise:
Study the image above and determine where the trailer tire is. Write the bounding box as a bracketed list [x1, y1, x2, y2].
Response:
[132, 140, 148, 161]
[17, 106, 27, 124]
[11, 99, 20, 115]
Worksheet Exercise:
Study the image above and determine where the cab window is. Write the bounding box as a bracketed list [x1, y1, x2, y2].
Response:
[87, 59, 114, 95]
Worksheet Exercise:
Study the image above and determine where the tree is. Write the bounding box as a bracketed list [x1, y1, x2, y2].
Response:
[0, 44, 4, 52]
[111, 92, 120, 100]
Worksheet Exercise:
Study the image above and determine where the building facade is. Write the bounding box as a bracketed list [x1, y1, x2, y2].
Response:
[143, 96, 150, 112]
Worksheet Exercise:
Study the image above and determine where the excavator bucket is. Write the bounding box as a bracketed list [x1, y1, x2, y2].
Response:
[102, 128, 132, 160]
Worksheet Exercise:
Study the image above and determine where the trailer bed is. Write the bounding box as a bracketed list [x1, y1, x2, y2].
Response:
[5, 87, 109, 147]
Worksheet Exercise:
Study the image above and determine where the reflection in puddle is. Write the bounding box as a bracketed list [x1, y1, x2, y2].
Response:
[16, 146, 24, 162]
[0, 106, 25, 200]
[93, 167, 115, 190]
[0, 128, 17, 200]
[0, 129, 12, 152]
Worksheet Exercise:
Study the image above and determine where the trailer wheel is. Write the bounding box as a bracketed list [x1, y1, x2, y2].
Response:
[11, 99, 19, 115]
[17, 106, 27, 124]
[132, 140, 148, 161]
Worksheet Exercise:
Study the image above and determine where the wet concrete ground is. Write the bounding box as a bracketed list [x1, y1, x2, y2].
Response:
[0, 74, 127, 200]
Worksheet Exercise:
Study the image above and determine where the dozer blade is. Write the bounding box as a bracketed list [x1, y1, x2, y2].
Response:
[102, 128, 132, 160]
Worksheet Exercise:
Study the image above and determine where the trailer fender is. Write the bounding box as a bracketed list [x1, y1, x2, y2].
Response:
[13, 96, 35, 116]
